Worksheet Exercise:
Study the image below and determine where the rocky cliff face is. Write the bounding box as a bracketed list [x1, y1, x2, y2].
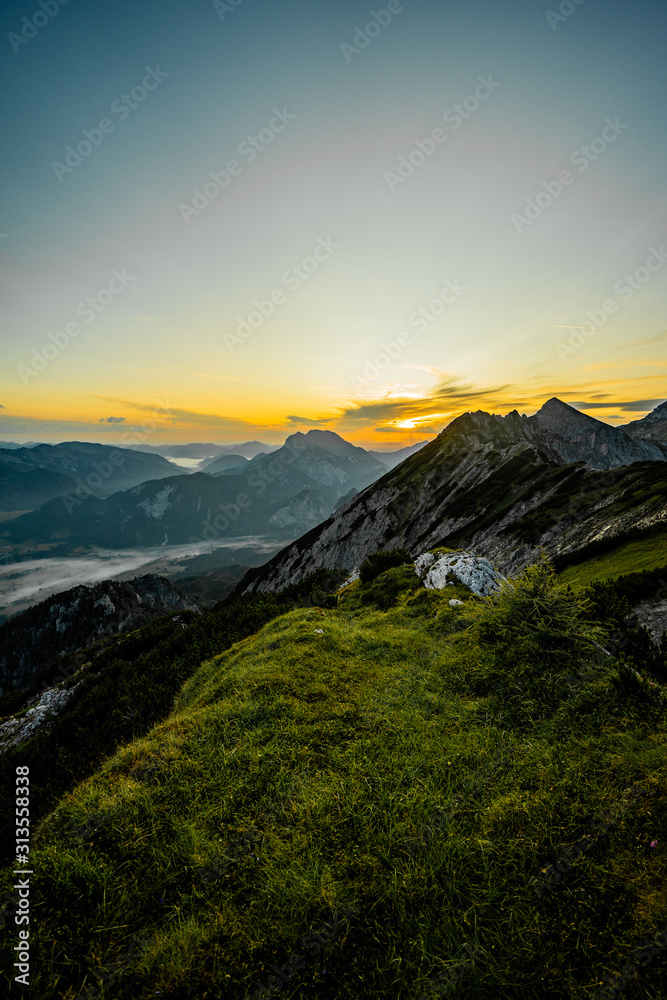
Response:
[0, 574, 200, 694]
[621, 400, 667, 445]
[268, 489, 330, 529]
[237, 399, 667, 595]
[523, 397, 667, 466]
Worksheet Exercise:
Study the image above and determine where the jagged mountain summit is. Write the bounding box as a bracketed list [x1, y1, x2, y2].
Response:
[237, 398, 667, 595]
[523, 397, 666, 466]
[452, 397, 666, 469]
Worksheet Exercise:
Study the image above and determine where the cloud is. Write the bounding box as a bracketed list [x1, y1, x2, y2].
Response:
[94, 397, 271, 429]
[337, 376, 511, 426]
[569, 399, 665, 412]
[0, 414, 124, 434]
[129, 368, 244, 380]
[99, 416, 126, 424]
[618, 329, 667, 349]
[284, 414, 334, 426]
[375, 425, 438, 433]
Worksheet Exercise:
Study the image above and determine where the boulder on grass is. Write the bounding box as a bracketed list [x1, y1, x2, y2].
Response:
[414, 550, 504, 597]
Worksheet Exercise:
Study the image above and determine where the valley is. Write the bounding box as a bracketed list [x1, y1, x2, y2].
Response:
[0, 535, 291, 622]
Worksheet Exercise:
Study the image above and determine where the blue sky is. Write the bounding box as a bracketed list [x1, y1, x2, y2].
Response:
[1, 0, 665, 446]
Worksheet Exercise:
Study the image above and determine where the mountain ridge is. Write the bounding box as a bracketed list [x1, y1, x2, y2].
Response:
[0, 441, 181, 511]
[237, 398, 667, 595]
[0, 429, 392, 555]
[0, 573, 200, 695]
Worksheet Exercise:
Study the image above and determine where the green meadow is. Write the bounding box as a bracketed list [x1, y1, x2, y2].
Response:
[1, 554, 666, 999]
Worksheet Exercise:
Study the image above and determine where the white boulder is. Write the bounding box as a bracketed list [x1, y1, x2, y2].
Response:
[414, 550, 504, 596]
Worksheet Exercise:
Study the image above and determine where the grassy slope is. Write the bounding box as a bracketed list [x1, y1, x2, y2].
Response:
[557, 529, 667, 590]
[2, 564, 666, 1000]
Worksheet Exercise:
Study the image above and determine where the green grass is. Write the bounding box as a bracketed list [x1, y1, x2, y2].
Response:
[1, 559, 666, 1000]
[557, 529, 667, 589]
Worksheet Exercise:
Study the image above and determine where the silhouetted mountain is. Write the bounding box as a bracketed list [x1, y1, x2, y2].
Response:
[367, 440, 431, 469]
[0, 442, 180, 511]
[202, 454, 250, 475]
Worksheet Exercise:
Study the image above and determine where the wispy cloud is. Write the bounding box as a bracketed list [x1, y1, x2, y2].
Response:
[94, 397, 272, 430]
[554, 326, 649, 335]
[337, 376, 511, 427]
[570, 399, 665, 412]
[284, 414, 334, 426]
[617, 329, 667, 349]
[375, 424, 439, 434]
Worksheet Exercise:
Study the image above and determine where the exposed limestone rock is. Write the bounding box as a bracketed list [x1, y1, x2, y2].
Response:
[268, 489, 330, 529]
[632, 597, 667, 645]
[414, 551, 504, 596]
[0, 679, 83, 754]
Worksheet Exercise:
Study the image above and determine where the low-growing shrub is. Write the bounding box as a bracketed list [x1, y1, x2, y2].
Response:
[455, 555, 607, 713]
[359, 547, 413, 584]
[339, 564, 422, 612]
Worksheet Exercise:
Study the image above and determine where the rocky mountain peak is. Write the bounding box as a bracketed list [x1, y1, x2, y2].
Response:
[524, 397, 666, 467]
[283, 429, 357, 455]
[531, 397, 592, 431]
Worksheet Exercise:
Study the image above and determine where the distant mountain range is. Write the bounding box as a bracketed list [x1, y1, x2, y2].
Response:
[200, 453, 250, 475]
[238, 398, 667, 594]
[0, 441, 43, 450]
[0, 430, 398, 555]
[127, 441, 281, 461]
[366, 441, 432, 469]
[0, 441, 180, 511]
[3, 403, 665, 571]
[0, 438, 435, 522]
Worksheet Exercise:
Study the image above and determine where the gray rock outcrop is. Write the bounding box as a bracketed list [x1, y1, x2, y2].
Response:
[0, 680, 83, 754]
[268, 489, 330, 530]
[414, 551, 504, 595]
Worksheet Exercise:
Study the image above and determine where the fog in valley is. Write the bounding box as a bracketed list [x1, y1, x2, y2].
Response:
[0, 535, 290, 620]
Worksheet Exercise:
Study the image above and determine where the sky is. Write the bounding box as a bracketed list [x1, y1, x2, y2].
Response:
[1, 0, 666, 449]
